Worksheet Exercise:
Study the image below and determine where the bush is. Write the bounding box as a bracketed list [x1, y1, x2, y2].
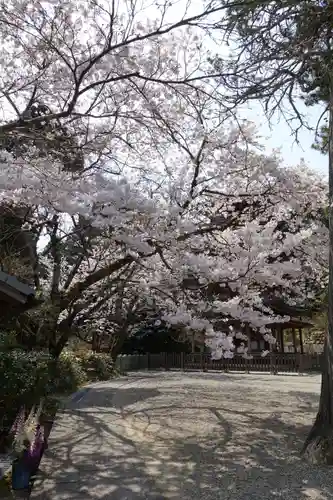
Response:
[79, 352, 115, 381]
[0, 349, 52, 432]
[47, 349, 87, 394]
[0, 345, 116, 436]
[0, 348, 88, 433]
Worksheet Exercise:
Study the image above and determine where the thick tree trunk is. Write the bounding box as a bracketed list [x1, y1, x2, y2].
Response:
[92, 331, 101, 352]
[110, 329, 129, 362]
[49, 320, 73, 358]
[49, 335, 69, 359]
[302, 82, 333, 464]
[49, 338, 64, 358]
[302, 339, 333, 464]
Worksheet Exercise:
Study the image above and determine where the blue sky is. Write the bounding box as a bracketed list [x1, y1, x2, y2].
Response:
[235, 97, 328, 176]
[201, 8, 329, 177]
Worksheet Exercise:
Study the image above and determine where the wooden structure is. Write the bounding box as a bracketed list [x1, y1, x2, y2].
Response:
[0, 270, 35, 305]
[269, 321, 308, 354]
[261, 299, 314, 355]
[247, 317, 311, 355]
[188, 314, 311, 355]
[183, 278, 317, 355]
[0, 270, 36, 323]
[201, 302, 313, 356]
[116, 351, 323, 374]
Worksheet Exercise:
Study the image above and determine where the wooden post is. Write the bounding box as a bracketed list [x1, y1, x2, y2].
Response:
[298, 352, 304, 375]
[180, 351, 184, 371]
[280, 327, 285, 353]
[164, 352, 169, 371]
[270, 351, 276, 374]
[246, 324, 251, 373]
[271, 327, 277, 351]
[299, 328, 304, 354]
[292, 328, 297, 353]
[191, 332, 195, 353]
[270, 332, 277, 374]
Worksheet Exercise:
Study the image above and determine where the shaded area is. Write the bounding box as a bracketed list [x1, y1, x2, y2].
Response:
[31, 373, 330, 500]
[72, 387, 161, 410]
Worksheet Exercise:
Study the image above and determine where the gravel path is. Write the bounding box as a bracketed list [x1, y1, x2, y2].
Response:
[32, 371, 333, 500]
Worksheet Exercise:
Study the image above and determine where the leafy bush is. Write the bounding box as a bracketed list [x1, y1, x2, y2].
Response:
[47, 349, 87, 394]
[0, 348, 88, 433]
[78, 352, 115, 381]
[0, 344, 115, 436]
[0, 349, 52, 432]
[0, 330, 18, 349]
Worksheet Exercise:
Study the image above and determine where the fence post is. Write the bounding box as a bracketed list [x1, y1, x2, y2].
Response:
[200, 353, 204, 371]
[147, 353, 150, 371]
[119, 355, 125, 372]
[270, 352, 277, 375]
[164, 352, 170, 371]
[180, 352, 184, 371]
[115, 356, 121, 372]
[298, 354, 304, 375]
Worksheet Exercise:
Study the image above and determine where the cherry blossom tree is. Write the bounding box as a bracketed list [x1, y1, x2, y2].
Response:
[0, 0, 328, 359]
[0, 0, 225, 352]
[2, 118, 327, 358]
[147, 134, 328, 358]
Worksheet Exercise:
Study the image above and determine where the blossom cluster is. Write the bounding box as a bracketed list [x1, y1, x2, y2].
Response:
[0, 0, 328, 359]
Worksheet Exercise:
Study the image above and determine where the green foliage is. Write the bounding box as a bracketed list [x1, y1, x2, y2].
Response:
[217, 0, 332, 138]
[48, 349, 87, 394]
[307, 300, 328, 345]
[0, 349, 52, 432]
[0, 330, 18, 349]
[122, 323, 191, 354]
[312, 123, 329, 155]
[0, 334, 116, 434]
[0, 346, 86, 430]
[78, 352, 115, 381]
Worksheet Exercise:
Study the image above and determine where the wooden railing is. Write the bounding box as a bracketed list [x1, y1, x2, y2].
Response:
[116, 352, 323, 374]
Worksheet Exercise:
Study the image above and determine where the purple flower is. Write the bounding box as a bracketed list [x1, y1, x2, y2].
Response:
[10, 406, 25, 438]
[28, 424, 44, 459]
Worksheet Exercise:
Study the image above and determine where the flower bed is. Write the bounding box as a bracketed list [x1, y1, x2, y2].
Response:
[0, 396, 61, 497]
[0, 347, 117, 494]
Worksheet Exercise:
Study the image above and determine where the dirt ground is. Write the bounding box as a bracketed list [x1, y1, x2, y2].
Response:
[32, 371, 332, 500]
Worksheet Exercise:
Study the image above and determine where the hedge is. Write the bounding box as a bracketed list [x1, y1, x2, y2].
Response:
[0, 348, 115, 433]
[0, 349, 51, 432]
[78, 352, 115, 381]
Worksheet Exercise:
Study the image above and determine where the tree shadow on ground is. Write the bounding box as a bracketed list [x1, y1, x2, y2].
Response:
[31, 376, 330, 500]
[71, 387, 161, 410]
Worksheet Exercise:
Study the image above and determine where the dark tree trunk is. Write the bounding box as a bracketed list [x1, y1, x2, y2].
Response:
[49, 338, 67, 359]
[302, 339, 333, 464]
[302, 82, 333, 464]
[92, 331, 101, 352]
[110, 329, 128, 362]
[110, 342, 124, 363]
[49, 322, 72, 359]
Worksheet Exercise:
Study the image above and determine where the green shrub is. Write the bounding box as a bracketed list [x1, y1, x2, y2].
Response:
[47, 349, 87, 394]
[0, 349, 52, 431]
[0, 330, 18, 349]
[79, 352, 115, 381]
[0, 348, 89, 432]
[0, 344, 117, 435]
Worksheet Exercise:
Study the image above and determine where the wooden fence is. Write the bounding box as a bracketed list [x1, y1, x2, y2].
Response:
[116, 352, 323, 374]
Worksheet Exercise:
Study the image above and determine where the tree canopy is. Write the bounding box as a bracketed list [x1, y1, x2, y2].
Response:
[0, 0, 328, 362]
